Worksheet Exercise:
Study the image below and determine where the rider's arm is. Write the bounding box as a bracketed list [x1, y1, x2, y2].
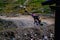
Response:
[30, 13, 33, 17]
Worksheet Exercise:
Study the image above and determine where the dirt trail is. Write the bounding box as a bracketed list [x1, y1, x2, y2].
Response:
[0, 15, 55, 28]
[0, 15, 55, 36]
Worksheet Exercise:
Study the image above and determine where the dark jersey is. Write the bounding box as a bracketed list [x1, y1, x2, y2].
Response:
[31, 14, 39, 19]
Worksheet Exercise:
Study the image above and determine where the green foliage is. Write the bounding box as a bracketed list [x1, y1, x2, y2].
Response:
[26, 0, 51, 13]
[17, 0, 26, 5]
[0, 0, 52, 14]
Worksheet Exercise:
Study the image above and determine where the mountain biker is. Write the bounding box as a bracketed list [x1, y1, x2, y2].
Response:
[24, 10, 42, 25]
[31, 13, 41, 25]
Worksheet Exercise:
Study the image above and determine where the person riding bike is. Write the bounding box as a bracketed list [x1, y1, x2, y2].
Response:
[24, 10, 41, 25]
[31, 13, 41, 25]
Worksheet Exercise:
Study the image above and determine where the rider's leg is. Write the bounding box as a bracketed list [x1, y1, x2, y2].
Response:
[34, 18, 36, 24]
[37, 18, 41, 24]
[35, 19, 39, 25]
[34, 18, 39, 25]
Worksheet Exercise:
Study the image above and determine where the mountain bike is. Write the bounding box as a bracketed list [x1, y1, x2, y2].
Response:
[34, 19, 43, 26]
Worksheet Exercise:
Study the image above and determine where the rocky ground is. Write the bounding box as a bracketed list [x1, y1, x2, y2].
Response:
[0, 15, 55, 40]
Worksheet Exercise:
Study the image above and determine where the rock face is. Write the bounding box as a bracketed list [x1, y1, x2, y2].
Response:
[0, 26, 54, 40]
[0, 16, 35, 28]
[0, 28, 42, 40]
[15, 28, 42, 40]
[0, 15, 54, 28]
[13, 19, 34, 28]
[0, 19, 17, 29]
[0, 15, 55, 31]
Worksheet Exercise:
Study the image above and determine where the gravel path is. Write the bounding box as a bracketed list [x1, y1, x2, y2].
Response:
[0, 15, 55, 40]
[0, 15, 55, 27]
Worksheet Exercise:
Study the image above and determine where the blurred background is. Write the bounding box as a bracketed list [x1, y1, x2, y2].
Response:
[0, 0, 55, 16]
